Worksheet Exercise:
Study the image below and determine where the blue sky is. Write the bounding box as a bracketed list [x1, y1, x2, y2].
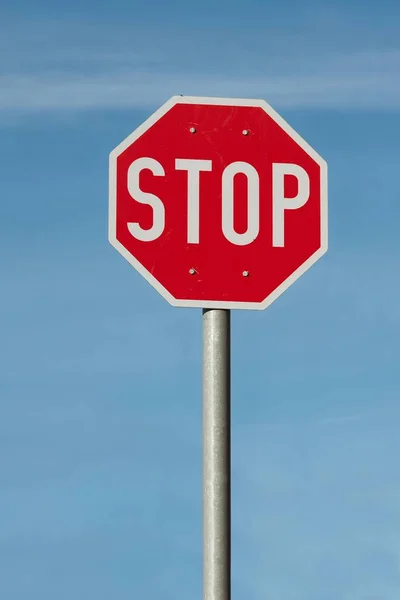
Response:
[1, 0, 400, 598]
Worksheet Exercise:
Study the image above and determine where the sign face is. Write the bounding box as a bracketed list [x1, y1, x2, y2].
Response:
[109, 96, 327, 309]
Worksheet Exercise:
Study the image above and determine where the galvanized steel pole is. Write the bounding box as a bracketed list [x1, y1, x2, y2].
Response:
[203, 308, 231, 600]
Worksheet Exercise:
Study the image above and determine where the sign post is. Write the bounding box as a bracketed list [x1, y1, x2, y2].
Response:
[203, 308, 231, 600]
[109, 95, 328, 600]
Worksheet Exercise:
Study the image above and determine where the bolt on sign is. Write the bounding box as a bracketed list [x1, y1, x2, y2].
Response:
[109, 96, 328, 309]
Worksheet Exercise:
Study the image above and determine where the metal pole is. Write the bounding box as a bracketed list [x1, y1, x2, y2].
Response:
[203, 308, 231, 600]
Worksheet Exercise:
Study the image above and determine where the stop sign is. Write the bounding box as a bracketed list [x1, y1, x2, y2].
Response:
[109, 96, 327, 309]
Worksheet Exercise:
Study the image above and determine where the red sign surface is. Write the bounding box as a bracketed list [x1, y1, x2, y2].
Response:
[109, 96, 327, 309]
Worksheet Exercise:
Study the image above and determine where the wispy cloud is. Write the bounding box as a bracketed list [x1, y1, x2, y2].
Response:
[1, 18, 399, 114]
[1, 64, 399, 113]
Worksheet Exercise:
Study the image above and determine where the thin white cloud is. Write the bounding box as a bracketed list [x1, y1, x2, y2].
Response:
[0, 17, 399, 113]
[0, 63, 399, 113]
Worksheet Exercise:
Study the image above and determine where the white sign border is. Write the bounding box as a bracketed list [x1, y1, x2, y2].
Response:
[109, 95, 328, 311]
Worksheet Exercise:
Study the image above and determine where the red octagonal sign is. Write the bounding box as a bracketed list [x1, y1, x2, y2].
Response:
[109, 96, 328, 309]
